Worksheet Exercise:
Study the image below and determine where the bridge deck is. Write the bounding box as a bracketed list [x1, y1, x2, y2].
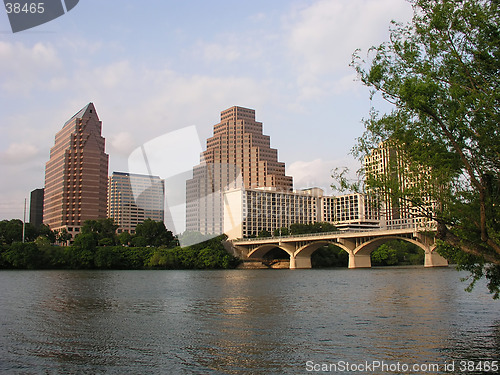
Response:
[232, 226, 434, 245]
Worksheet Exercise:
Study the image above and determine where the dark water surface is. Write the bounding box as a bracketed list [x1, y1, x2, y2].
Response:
[0, 267, 498, 374]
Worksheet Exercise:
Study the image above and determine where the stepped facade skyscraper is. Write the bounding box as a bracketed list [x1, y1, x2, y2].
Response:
[186, 106, 293, 235]
[43, 103, 109, 237]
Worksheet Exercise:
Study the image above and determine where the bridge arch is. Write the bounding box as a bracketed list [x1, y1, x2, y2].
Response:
[247, 244, 294, 259]
[353, 236, 429, 257]
[351, 236, 446, 268]
[293, 241, 352, 269]
[295, 241, 352, 258]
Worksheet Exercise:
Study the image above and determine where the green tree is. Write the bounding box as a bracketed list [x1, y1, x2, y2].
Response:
[350, 0, 500, 297]
[258, 230, 272, 238]
[2, 242, 43, 269]
[311, 222, 337, 233]
[117, 231, 132, 246]
[94, 246, 125, 269]
[289, 222, 337, 235]
[56, 228, 72, 245]
[81, 218, 118, 246]
[134, 219, 176, 247]
[311, 244, 348, 268]
[0, 220, 55, 245]
[73, 233, 98, 252]
[272, 227, 289, 236]
[371, 244, 399, 266]
[0, 219, 22, 244]
[289, 223, 310, 235]
[35, 237, 67, 268]
[37, 224, 56, 243]
[131, 235, 148, 247]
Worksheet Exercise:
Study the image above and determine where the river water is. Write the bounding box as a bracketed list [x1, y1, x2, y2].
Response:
[0, 267, 498, 374]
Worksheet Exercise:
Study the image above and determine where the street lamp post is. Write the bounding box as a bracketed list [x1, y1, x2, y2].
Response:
[22, 198, 26, 243]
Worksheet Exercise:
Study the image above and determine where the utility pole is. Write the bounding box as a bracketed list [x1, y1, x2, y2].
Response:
[22, 198, 26, 243]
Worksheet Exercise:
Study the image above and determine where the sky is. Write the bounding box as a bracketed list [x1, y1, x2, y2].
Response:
[0, 0, 414, 221]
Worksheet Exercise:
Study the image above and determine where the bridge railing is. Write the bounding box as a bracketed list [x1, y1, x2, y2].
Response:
[232, 218, 437, 243]
[232, 229, 373, 242]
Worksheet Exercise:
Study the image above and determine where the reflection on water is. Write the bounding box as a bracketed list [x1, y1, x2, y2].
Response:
[0, 267, 498, 374]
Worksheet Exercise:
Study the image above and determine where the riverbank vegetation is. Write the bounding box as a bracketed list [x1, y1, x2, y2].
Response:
[0, 219, 430, 270]
[0, 219, 240, 270]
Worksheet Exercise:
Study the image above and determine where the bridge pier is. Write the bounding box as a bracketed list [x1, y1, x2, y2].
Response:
[424, 251, 448, 267]
[290, 255, 311, 269]
[348, 253, 372, 268]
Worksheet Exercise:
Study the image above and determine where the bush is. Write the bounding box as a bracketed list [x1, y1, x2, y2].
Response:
[2, 242, 43, 269]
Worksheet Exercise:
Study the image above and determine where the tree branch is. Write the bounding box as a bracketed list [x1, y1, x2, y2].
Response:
[437, 222, 500, 264]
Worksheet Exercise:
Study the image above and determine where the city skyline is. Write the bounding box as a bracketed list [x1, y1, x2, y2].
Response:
[0, 0, 414, 220]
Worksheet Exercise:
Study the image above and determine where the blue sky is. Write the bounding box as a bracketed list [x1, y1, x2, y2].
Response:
[0, 0, 413, 220]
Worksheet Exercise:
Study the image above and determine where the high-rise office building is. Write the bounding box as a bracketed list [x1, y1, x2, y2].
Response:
[364, 141, 435, 225]
[186, 106, 293, 235]
[108, 172, 165, 234]
[201, 106, 293, 190]
[43, 103, 109, 237]
[29, 188, 44, 228]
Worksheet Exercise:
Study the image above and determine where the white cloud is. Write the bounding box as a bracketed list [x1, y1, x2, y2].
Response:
[92, 60, 134, 89]
[285, 0, 413, 98]
[191, 31, 267, 67]
[0, 41, 60, 68]
[249, 12, 267, 22]
[287, 157, 361, 193]
[0, 41, 62, 93]
[109, 131, 136, 157]
[199, 42, 242, 63]
[0, 142, 40, 165]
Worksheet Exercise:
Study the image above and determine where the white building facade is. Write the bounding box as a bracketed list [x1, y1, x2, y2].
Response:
[223, 187, 380, 239]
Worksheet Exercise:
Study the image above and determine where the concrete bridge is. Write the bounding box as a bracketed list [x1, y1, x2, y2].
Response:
[230, 226, 448, 269]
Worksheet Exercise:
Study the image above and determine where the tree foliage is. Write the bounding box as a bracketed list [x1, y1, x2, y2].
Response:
[134, 219, 177, 247]
[371, 240, 424, 266]
[311, 244, 349, 268]
[80, 218, 119, 246]
[351, 0, 500, 296]
[0, 219, 55, 244]
[0, 215, 238, 270]
[289, 222, 337, 235]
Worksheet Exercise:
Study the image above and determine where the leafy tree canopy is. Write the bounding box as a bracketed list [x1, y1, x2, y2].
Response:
[134, 219, 176, 247]
[81, 218, 118, 244]
[0, 219, 54, 244]
[350, 0, 500, 297]
[290, 222, 337, 235]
